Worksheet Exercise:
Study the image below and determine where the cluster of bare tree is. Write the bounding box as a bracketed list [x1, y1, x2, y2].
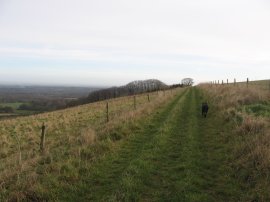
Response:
[68, 78, 195, 107]
[181, 78, 194, 86]
[69, 79, 168, 106]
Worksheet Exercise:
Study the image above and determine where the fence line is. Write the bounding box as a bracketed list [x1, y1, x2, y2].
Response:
[209, 78, 270, 91]
[104, 87, 181, 123]
[36, 87, 183, 151]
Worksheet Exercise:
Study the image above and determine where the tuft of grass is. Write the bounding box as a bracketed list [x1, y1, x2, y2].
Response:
[235, 115, 266, 135]
[77, 128, 96, 146]
[244, 103, 270, 117]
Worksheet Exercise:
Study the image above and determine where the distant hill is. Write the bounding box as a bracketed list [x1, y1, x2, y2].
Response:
[69, 79, 168, 105]
[125, 79, 167, 91]
[0, 85, 100, 102]
[0, 85, 102, 115]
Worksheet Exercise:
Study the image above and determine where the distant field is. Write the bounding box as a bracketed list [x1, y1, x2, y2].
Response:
[0, 85, 102, 116]
[0, 102, 24, 108]
[0, 113, 17, 117]
[0, 85, 101, 102]
[0, 102, 37, 117]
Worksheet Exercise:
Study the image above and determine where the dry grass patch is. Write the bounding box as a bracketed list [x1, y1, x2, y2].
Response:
[200, 84, 269, 110]
[77, 128, 96, 146]
[235, 115, 266, 135]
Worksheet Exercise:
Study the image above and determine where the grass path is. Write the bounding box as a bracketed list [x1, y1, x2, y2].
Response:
[58, 88, 243, 201]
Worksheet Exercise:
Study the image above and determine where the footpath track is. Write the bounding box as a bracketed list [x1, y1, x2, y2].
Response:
[61, 88, 242, 202]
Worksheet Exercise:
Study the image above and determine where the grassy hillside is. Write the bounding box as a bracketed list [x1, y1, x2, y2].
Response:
[249, 79, 270, 88]
[1, 81, 270, 201]
[200, 82, 270, 201]
[58, 88, 244, 201]
[0, 102, 36, 117]
[225, 79, 270, 90]
[0, 88, 182, 201]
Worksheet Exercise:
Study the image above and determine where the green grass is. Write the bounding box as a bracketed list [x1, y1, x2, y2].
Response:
[33, 88, 245, 201]
[1, 87, 259, 201]
[0, 102, 35, 116]
[0, 102, 24, 109]
[244, 103, 270, 117]
[0, 88, 182, 201]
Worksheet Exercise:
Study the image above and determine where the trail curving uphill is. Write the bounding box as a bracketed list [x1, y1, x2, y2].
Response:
[60, 88, 242, 201]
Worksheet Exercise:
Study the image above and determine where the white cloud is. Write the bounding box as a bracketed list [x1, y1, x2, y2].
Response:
[0, 0, 270, 85]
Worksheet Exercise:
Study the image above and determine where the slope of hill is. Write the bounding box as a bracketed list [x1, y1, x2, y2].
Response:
[0, 88, 181, 201]
[1, 81, 269, 201]
[200, 82, 270, 201]
[57, 88, 245, 201]
[0, 85, 102, 117]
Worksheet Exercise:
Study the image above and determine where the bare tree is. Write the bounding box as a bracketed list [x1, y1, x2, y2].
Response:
[181, 78, 194, 86]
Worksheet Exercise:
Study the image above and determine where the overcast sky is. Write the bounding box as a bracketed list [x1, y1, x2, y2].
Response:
[0, 0, 269, 86]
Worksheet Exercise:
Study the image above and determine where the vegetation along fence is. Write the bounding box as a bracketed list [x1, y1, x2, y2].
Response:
[209, 78, 270, 91]
[0, 87, 184, 185]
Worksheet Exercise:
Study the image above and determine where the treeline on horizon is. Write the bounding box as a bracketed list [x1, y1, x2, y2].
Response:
[0, 79, 191, 115]
[67, 79, 185, 107]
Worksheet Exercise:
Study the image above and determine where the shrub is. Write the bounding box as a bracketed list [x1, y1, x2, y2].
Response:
[0, 106, 14, 113]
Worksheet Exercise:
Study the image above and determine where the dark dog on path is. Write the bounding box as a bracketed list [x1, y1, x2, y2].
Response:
[202, 102, 209, 118]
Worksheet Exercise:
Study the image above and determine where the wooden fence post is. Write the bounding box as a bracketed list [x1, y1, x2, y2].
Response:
[227, 79, 228, 85]
[40, 123, 46, 152]
[106, 102, 109, 122]
[247, 78, 249, 88]
[234, 78, 236, 86]
[134, 96, 136, 110]
[147, 94, 150, 102]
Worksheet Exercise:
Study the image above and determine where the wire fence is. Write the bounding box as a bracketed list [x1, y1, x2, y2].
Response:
[0, 87, 184, 180]
[209, 78, 270, 91]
